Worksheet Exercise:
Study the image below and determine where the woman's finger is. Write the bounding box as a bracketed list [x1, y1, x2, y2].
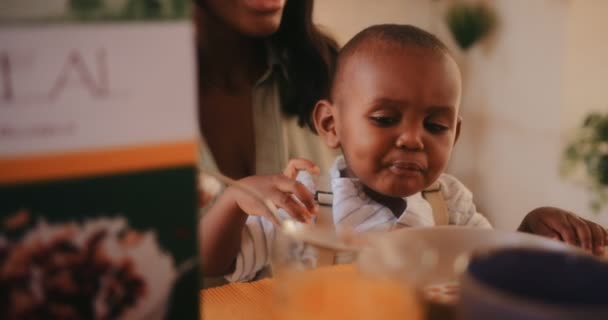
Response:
[529, 221, 561, 241]
[588, 222, 606, 255]
[566, 215, 593, 251]
[544, 214, 577, 246]
[283, 158, 320, 179]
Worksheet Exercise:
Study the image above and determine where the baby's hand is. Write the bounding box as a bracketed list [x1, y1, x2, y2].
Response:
[283, 158, 320, 179]
[518, 207, 607, 256]
[228, 174, 317, 223]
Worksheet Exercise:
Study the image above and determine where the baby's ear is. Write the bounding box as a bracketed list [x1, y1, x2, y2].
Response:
[454, 116, 462, 146]
[313, 99, 340, 148]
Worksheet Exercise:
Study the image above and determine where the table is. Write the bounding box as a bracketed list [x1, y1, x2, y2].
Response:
[200, 278, 274, 320]
[200, 265, 430, 320]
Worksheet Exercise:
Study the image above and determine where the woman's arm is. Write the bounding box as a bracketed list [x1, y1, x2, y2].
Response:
[519, 207, 607, 256]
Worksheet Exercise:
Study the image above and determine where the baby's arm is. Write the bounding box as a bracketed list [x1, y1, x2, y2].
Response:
[223, 216, 277, 282]
[199, 186, 253, 278]
[199, 173, 317, 278]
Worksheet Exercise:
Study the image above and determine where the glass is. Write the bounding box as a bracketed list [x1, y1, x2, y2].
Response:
[271, 227, 434, 320]
[200, 169, 435, 319]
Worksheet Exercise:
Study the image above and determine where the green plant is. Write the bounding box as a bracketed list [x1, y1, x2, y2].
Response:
[561, 112, 608, 213]
[67, 0, 190, 21]
[445, 2, 496, 51]
[70, 0, 104, 18]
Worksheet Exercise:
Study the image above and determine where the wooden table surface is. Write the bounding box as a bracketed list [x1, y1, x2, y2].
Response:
[200, 264, 429, 320]
[200, 278, 274, 320]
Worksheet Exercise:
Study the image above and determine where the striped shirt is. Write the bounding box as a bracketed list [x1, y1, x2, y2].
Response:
[225, 156, 492, 282]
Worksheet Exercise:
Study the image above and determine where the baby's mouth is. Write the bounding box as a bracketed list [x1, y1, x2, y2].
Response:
[388, 161, 425, 176]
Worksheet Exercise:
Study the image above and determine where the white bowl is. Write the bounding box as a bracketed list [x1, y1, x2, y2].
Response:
[379, 226, 582, 286]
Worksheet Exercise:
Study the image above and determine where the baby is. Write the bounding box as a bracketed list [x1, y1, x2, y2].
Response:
[200, 24, 607, 282]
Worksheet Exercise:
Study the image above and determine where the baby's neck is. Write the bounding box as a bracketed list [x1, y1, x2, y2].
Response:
[339, 169, 406, 218]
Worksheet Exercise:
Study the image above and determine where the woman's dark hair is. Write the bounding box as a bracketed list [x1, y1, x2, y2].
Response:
[194, 0, 337, 131]
[271, 0, 338, 131]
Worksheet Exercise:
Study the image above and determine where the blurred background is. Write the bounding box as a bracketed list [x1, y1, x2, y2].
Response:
[2, 0, 606, 230]
[314, 0, 608, 229]
[0, 0, 190, 21]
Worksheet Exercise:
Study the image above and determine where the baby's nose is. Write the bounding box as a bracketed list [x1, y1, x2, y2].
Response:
[395, 129, 424, 150]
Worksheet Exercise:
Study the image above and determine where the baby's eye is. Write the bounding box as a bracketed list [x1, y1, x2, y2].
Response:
[425, 122, 448, 134]
[369, 116, 399, 127]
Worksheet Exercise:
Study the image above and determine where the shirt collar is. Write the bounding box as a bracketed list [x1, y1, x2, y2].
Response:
[328, 155, 435, 228]
[255, 41, 289, 86]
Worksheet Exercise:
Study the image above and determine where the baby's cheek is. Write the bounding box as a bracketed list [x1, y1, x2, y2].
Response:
[349, 147, 377, 172]
[429, 147, 452, 173]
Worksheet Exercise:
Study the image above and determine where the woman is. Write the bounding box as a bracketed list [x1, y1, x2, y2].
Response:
[196, 0, 338, 182]
[195, 0, 338, 287]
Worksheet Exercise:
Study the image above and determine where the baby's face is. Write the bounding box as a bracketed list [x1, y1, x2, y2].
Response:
[333, 46, 461, 198]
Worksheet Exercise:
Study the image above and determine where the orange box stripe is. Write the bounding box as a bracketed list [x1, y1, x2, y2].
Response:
[0, 141, 197, 185]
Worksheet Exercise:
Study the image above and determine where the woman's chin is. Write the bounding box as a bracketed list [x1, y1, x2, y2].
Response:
[240, 17, 282, 37]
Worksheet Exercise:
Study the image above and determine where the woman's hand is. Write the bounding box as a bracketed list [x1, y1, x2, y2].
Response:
[519, 207, 607, 256]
